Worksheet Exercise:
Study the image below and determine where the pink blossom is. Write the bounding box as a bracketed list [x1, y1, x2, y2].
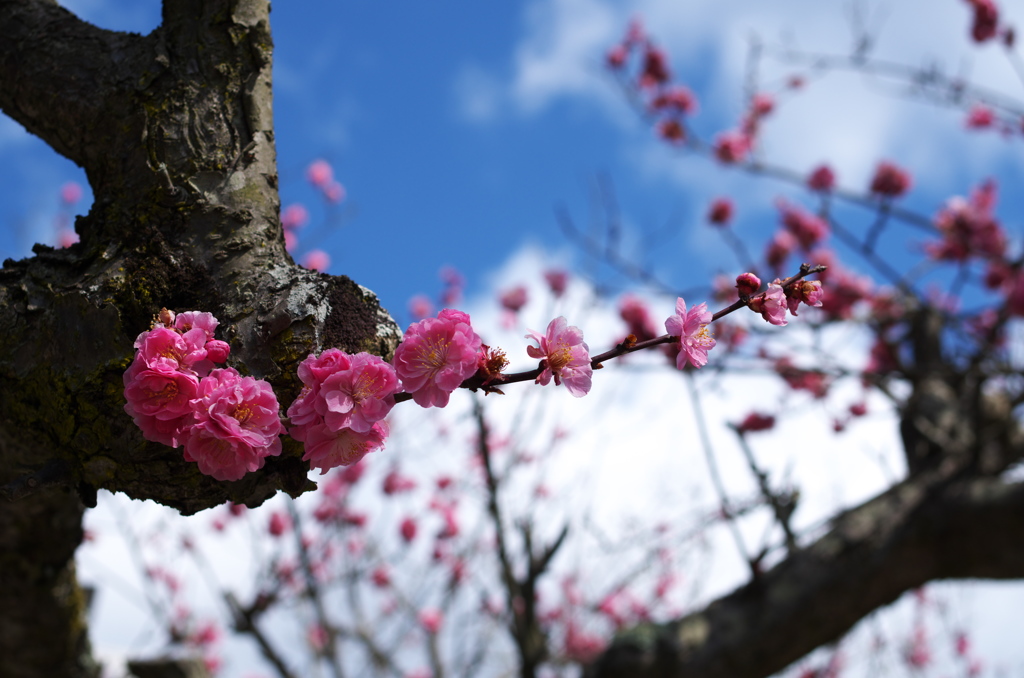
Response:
[751, 93, 775, 117]
[736, 412, 776, 434]
[966, 104, 995, 128]
[371, 566, 391, 588]
[175, 311, 219, 342]
[302, 249, 331, 272]
[735, 272, 761, 298]
[748, 280, 788, 326]
[393, 309, 482, 408]
[383, 469, 417, 495]
[620, 294, 658, 341]
[658, 119, 685, 144]
[777, 199, 829, 249]
[928, 180, 1005, 261]
[965, 0, 999, 42]
[58, 229, 79, 248]
[135, 326, 208, 374]
[183, 368, 284, 481]
[306, 159, 333, 188]
[419, 608, 443, 634]
[124, 357, 199, 421]
[544, 269, 569, 298]
[302, 421, 388, 475]
[526, 317, 593, 397]
[268, 511, 290, 537]
[60, 181, 83, 205]
[499, 285, 528, 313]
[651, 86, 698, 115]
[400, 517, 418, 543]
[766, 230, 797, 274]
[707, 197, 734, 226]
[807, 164, 836, 192]
[408, 294, 434, 320]
[640, 46, 670, 87]
[280, 204, 309, 230]
[318, 352, 399, 433]
[606, 44, 628, 69]
[713, 131, 751, 164]
[564, 621, 606, 663]
[323, 181, 346, 203]
[284, 229, 298, 251]
[784, 280, 824, 316]
[665, 298, 716, 369]
[869, 161, 912, 198]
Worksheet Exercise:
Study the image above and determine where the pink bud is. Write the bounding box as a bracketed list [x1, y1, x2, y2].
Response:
[735, 272, 761, 297]
[302, 250, 331, 272]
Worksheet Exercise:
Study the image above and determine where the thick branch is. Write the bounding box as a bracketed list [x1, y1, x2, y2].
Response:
[587, 475, 1024, 678]
[0, 0, 146, 170]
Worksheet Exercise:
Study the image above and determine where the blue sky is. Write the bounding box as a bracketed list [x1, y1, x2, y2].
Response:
[3, 0, 1022, 323]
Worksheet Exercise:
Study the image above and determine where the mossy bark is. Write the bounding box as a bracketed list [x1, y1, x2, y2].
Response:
[0, 1, 398, 675]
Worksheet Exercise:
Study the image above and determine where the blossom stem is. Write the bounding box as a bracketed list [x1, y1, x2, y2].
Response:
[393, 264, 826, 404]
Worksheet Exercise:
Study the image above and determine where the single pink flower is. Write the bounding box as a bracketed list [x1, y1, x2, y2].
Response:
[499, 285, 528, 313]
[383, 469, 417, 495]
[58, 229, 79, 248]
[123, 357, 199, 447]
[544, 269, 569, 298]
[713, 131, 751, 164]
[965, 0, 999, 42]
[966, 104, 995, 129]
[419, 608, 443, 634]
[748, 280, 789, 326]
[302, 421, 388, 475]
[280, 204, 309, 230]
[869, 161, 912, 198]
[400, 516, 418, 543]
[807, 164, 835, 192]
[785, 280, 824, 315]
[175, 311, 220, 343]
[777, 199, 829, 249]
[658, 119, 685, 144]
[665, 298, 716, 369]
[766, 230, 797, 274]
[707, 197, 734, 226]
[606, 44, 628, 69]
[135, 326, 208, 374]
[60, 181, 83, 205]
[407, 294, 435, 320]
[371, 566, 391, 588]
[306, 159, 333, 188]
[526, 317, 593, 397]
[183, 368, 285, 481]
[323, 181, 346, 203]
[735, 272, 761, 298]
[268, 511, 290, 537]
[302, 249, 331, 272]
[650, 86, 698, 115]
[736, 412, 776, 434]
[620, 294, 658, 341]
[319, 352, 399, 433]
[393, 309, 482, 408]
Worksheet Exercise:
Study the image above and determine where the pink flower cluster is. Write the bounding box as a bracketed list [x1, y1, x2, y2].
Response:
[123, 309, 285, 481]
[287, 349, 398, 474]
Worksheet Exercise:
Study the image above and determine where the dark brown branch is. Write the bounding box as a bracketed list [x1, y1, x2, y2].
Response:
[588, 474, 1024, 678]
[0, 0, 143, 168]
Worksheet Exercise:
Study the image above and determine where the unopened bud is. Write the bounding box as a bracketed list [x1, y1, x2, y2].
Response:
[735, 272, 761, 298]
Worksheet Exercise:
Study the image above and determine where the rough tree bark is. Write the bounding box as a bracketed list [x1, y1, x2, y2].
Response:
[0, 1, 398, 676]
[588, 305, 1024, 677]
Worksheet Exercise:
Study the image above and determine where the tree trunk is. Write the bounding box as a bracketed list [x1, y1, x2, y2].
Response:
[0, 1, 398, 675]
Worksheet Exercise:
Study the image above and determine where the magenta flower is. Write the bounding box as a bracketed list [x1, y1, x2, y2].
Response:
[135, 326, 208, 374]
[870, 161, 912, 198]
[707, 197, 734, 226]
[748, 281, 789, 326]
[319, 352, 399, 433]
[302, 421, 389, 475]
[544, 269, 569, 298]
[122, 357, 199, 447]
[525, 316, 593, 397]
[785, 280, 824, 316]
[807, 164, 835, 192]
[393, 309, 482, 408]
[183, 368, 285, 481]
[665, 298, 716, 369]
[777, 199, 829, 250]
